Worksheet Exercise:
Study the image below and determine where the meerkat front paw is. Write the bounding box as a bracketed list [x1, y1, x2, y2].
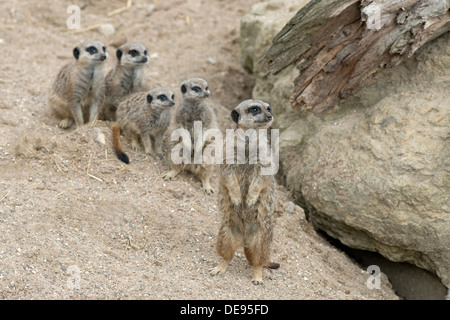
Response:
[163, 169, 179, 181]
[149, 153, 164, 160]
[202, 180, 215, 195]
[131, 142, 141, 152]
[246, 195, 259, 208]
[203, 185, 215, 195]
[230, 195, 241, 207]
[59, 118, 74, 129]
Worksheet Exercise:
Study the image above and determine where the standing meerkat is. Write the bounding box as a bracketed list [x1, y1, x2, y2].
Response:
[210, 99, 279, 285]
[162, 77, 217, 195]
[101, 42, 149, 121]
[48, 40, 108, 129]
[112, 87, 175, 164]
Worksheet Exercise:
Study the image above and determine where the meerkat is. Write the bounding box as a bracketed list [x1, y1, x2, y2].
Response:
[101, 42, 149, 121]
[210, 99, 279, 285]
[48, 40, 108, 129]
[162, 77, 217, 195]
[112, 87, 175, 164]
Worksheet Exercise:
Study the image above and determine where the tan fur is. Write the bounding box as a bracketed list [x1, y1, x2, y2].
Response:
[210, 99, 279, 285]
[48, 40, 108, 129]
[101, 43, 149, 121]
[112, 88, 175, 164]
[162, 77, 217, 194]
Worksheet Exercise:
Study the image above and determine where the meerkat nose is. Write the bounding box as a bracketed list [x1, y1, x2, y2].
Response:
[265, 114, 273, 120]
[204, 91, 210, 97]
[141, 56, 148, 63]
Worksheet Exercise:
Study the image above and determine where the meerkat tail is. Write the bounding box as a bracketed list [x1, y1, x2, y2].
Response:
[112, 124, 130, 164]
[265, 262, 280, 269]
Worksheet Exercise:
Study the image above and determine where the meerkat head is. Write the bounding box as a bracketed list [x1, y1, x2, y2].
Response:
[231, 99, 273, 130]
[146, 87, 175, 109]
[73, 40, 107, 64]
[180, 77, 210, 101]
[116, 43, 149, 68]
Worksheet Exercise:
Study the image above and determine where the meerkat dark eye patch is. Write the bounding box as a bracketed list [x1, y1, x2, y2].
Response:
[86, 46, 98, 54]
[144, 50, 148, 56]
[231, 109, 240, 123]
[181, 85, 187, 94]
[73, 48, 80, 59]
[147, 94, 153, 104]
[267, 106, 272, 113]
[192, 86, 201, 93]
[206, 87, 209, 91]
[248, 106, 261, 115]
[129, 49, 139, 57]
[158, 95, 167, 101]
[116, 49, 123, 60]
[102, 46, 106, 53]
[171, 94, 175, 100]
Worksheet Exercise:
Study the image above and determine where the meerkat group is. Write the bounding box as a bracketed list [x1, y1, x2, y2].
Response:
[49, 40, 279, 285]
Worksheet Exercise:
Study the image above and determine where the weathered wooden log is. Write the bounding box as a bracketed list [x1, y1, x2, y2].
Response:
[260, 0, 450, 114]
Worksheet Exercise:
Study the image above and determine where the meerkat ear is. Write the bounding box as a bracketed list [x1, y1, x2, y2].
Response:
[73, 47, 80, 60]
[147, 94, 153, 104]
[181, 84, 187, 94]
[231, 109, 240, 124]
[116, 49, 123, 61]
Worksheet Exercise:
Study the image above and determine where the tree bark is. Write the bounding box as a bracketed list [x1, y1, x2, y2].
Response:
[260, 0, 450, 114]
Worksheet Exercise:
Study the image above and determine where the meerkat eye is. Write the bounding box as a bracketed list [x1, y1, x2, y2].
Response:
[192, 86, 201, 93]
[102, 46, 106, 53]
[86, 46, 98, 54]
[144, 50, 148, 56]
[248, 106, 261, 115]
[205, 87, 209, 91]
[267, 107, 272, 113]
[129, 50, 139, 57]
[158, 95, 167, 101]
[171, 94, 175, 100]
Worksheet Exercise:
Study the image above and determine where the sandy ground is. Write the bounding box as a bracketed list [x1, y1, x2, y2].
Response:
[0, 0, 398, 300]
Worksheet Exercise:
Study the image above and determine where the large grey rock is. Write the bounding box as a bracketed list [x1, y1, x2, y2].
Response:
[241, 1, 450, 287]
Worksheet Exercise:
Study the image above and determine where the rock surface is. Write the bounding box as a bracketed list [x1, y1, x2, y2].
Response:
[241, 0, 450, 288]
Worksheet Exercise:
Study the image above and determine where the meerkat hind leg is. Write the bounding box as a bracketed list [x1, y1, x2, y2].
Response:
[244, 231, 270, 285]
[197, 166, 214, 195]
[211, 224, 241, 276]
[251, 265, 264, 285]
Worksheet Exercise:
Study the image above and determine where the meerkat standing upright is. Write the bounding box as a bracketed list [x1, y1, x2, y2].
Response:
[112, 87, 175, 164]
[163, 77, 217, 195]
[210, 99, 279, 285]
[48, 40, 108, 129]
[101, 42, 149, 121]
